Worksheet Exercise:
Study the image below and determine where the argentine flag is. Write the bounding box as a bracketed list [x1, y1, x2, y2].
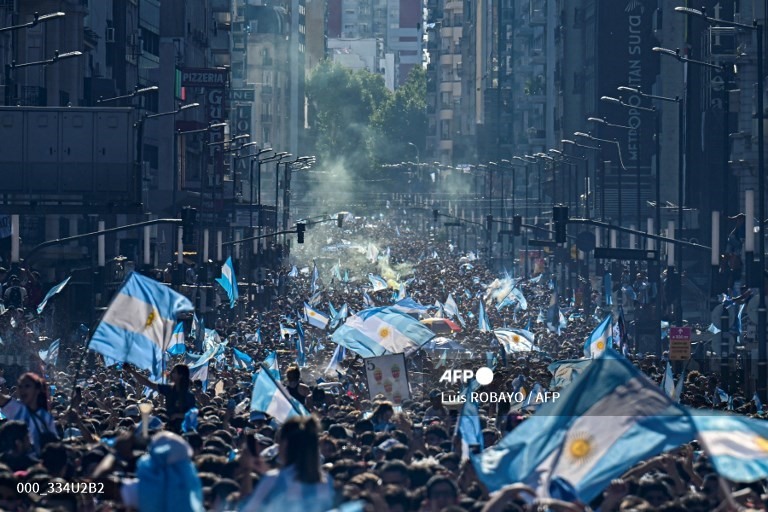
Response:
[329, 303, 349, 330]
[250, 365, 310, 423]
[368, 273, 388, 292]
[311, 262, 320, 293]
[304, 302, 329, 329]
[691, 412, 768, 483]
[494, 328, 538, 353]
[215, 257, 239, 308]
[167, 323, 186, 355]
[89, 272, 194, 380]
[478, 301, 492, 332]
[457, 379, 484, 460]
[233, 347, 254, 370]
[38, 339, 60, 366]
[264, 350, 281, 380]
[37, 276, 71, 315]
[472, 350, 696, 502]
[660, 362, 675, 398]
[331, 306, 435, 357]
[325, 345, 346, 374]
[584, 315, 613, 358]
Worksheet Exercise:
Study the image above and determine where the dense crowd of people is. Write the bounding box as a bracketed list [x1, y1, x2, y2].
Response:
[0, 212, 762, 511]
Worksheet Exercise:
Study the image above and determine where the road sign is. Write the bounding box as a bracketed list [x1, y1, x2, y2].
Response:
[593, 248, 658, 261]
[669, 327, 691, 361]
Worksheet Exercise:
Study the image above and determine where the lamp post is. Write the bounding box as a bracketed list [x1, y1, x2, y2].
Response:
[652, 44, 727, 327]
[562, 139, 601, 219]
[2, 11, 67, 106]
[675, 5, 765, 397]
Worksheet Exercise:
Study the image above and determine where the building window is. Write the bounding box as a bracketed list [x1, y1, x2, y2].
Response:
[440, 120, 450, 140]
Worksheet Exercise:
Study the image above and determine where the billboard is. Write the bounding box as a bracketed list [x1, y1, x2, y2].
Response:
[0, 107, 138, 214]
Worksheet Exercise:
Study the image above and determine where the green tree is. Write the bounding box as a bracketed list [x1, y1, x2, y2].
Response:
[370, 67, 427, 164]
[306, 61, 389, 181]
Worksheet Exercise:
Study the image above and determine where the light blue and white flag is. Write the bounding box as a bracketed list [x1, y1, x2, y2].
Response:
[279, 323, 296, 340]
[584, 316, 613, 359]
[547, 359, 593, 390]
[368, 273, 388, 292]
[288, 265, 299, 278]
[690, 412, 768, 483]
[233, 347, 254, 370]
[457, 379, 483, 460]
[363, 291, 375, 308]
[755, 392, 764, 414]
[494, 328, 538, 353]
[325, 344, 346, 374]
[472, 349, 696, 502]
[36, 276, 71, 315]
[38, 339, 60, 366]
[215, 257, 239, 308]
[264, 350, 280, 380]
[397, 283, 407, 301]
[296, 322, 307, 367]
[330, 303, 349, 330]
[304, 302, 329, 329]
[89, 273, 194, 381]
[673, 369, 685, 403]
[332, 261, 343, 282]
[661, 362, 675, 398]
[478, 301, 492, 332]
[330, 306, 435, 357]
[167, 323, 186, 355]
[311, 262, 320, 293]
[250, 364, 310, 423]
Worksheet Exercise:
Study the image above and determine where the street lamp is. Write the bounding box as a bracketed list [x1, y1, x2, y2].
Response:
[675, 5, 767, 399]
[97, 85, 159, 104]
[5, 50, 82, 105]
[563, 139, 601, 219]
[1, 11, 67, 105]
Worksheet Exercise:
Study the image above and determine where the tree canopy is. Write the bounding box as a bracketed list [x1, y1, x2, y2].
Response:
[305, 61, 426, 185]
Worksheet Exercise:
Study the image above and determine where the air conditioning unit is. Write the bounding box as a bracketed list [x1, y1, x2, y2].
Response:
[105, 27, 115, 42]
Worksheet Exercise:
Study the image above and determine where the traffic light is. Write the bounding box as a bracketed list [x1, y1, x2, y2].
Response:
[553, 205, 568, 244]
[512, 215, 522, 236]
[296, 223, 306, 244]
[486, 215, 493, 231]
[337, 213, 344, 228]
[433, 209, 439, 223]
[180, 207, 197, 245]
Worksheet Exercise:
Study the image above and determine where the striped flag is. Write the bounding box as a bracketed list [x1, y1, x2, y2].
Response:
[37, 276, 71, 315]
[89, 272, 193, 381]
[167, 323, 186, 355]
[215, 257, 239, 308]
[330, 306, 435, 357]
[38, 339, 60, 366]
[250, 364, 310, 423]
[304, 302, 329, 329]
[325, 345, 346, 374]
[233, 348, 254, 370]
[478, 301, 492, 332]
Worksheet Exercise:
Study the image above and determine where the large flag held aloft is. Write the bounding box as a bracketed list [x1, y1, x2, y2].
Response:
[250, 364, 310, 423]
[331, 306, 435, 357]
[37, 276, 71, 315]
[89, 273, 194, 381]
[472, 350, 695, 502]
[215, 257, 239, 308]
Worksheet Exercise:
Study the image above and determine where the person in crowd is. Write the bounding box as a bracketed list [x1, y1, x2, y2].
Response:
[284, 365, 311, 406]
[0, 372, 58, 454]
[239, 415, 335, 511]
[128, 363, 196, 432]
